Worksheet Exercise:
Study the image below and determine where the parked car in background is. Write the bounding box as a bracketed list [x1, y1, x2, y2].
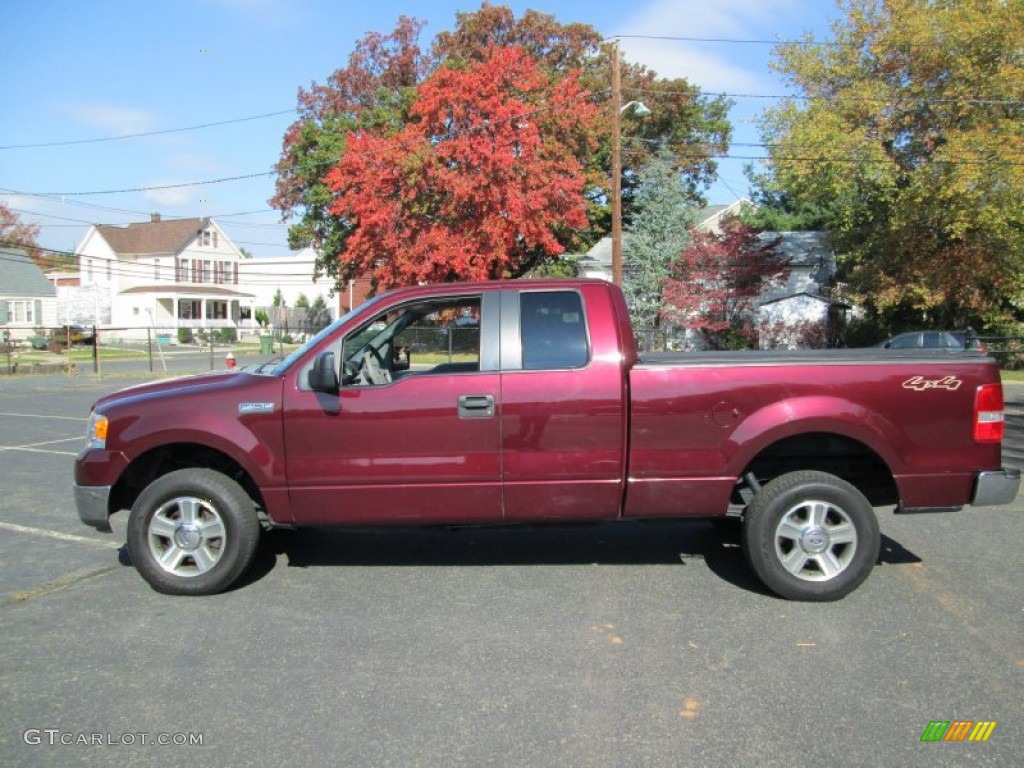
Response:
[878, 330, 985, 352]
[51, 325, 96, 348]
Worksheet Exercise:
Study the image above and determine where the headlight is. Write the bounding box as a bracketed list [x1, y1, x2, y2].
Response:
[86, 411, 109, 450]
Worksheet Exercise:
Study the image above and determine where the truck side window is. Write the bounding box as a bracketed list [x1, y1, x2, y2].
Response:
[520, 291, 589, 370]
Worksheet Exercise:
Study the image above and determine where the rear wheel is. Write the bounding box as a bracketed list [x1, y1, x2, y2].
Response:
[742, 470, 879, 601]
[127, 469, 260, 595]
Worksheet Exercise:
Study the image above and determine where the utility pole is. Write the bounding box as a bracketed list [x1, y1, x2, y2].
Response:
[610, 39, 623, 287]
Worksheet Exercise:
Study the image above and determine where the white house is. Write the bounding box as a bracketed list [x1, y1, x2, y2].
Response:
[75, 215, 257, 340]
[0, 247, 58, 340]
[575, 201, 845, 348]
[237, 248, 336, 311]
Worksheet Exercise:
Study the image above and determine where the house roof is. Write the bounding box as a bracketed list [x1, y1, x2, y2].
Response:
[759, 291, 850, 309]
[762, 231, 833, 267]
[96, 217, 208, 257]
[695, 198, 757, 231]
[0, 247, 57, 298]
[119, 285, 255, 298]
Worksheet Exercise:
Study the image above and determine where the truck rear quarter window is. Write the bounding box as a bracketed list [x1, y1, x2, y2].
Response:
[520, 291, 589, 370]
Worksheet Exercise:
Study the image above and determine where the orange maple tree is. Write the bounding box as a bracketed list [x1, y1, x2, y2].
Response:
[324, 45, 597, 288]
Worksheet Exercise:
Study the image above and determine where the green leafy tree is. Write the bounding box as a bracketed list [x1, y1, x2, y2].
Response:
[756, 0, 1024, 330]
[271, 5, 731, 293]
[622, 151, 696, 329]
[295, 293, 310, 309]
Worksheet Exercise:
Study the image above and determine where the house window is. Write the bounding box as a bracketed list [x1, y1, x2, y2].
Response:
[177, 258, 189, 282]
[198, 229, 212, 247]
[192, 259, 202, 282]
[203, 261, 212, 283]
[86, 259, 93, 282]
[208, 301, 228, 320]
[240, 306, 252, 321]
[178, 300, 201, 319]
[154, 258, 161, 281]
[6, 300, 34, 324]
[106, 260, 112, 280]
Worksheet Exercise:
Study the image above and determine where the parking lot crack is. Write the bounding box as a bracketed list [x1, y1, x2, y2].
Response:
[0, 564, 120, 607]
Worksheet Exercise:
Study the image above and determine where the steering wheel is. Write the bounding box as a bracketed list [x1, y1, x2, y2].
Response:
[360, 346, 392, 386]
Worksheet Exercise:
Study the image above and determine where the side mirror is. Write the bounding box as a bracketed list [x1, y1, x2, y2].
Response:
[308, 351, 339, 393]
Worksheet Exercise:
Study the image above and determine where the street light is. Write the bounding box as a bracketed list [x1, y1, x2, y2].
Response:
[610, 40, 650, 287]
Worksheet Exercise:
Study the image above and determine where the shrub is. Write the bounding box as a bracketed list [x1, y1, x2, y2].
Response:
[177, 328, 194, 344]
[218, 327, 237, 343]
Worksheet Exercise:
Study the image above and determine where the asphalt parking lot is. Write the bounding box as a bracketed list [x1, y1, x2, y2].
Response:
[0, 371, 1021, 767]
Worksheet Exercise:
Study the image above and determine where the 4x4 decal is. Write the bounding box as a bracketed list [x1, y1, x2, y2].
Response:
[902, 375, 963, 392]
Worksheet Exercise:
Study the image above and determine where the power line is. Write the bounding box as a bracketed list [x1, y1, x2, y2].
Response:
[0, 110, 295, 151]
[0, 240, 328, 281]
[30, 172, 274, 197]
[608, 33, 960, 49]
[609, 34, 812, 46]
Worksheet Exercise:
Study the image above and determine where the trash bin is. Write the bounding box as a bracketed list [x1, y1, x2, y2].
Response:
[260, 334, 274, 355]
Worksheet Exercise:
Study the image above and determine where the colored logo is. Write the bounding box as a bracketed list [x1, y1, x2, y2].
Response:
[920, 720, 997, 742]
[902, 375, 963, 392]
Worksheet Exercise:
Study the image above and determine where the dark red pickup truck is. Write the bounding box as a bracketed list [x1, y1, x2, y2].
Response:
[74, 279, 1019, 600]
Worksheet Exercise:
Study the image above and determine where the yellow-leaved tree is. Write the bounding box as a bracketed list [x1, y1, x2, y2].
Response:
[756, 0, 1024, 330]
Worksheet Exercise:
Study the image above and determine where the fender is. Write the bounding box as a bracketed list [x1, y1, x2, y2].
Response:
[102, 375, 287, 497]
[724, 395, 903, 479]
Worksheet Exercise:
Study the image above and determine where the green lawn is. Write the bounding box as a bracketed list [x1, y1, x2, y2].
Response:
[8, 347, 149, 364]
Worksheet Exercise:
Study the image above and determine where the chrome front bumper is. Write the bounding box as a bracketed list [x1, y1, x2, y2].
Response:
[971, 469, 1021, 507]
[74, 484, 113, 532]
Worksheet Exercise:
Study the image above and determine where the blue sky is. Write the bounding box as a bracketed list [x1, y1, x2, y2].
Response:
[1, 0, 838, 257]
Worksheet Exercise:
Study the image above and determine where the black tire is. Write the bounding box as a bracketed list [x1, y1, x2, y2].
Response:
[127, 469, 260, 595]
[742, 470, 880, 601]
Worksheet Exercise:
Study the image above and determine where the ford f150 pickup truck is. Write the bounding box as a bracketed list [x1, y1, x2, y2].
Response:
[74, 279, 1019, 600]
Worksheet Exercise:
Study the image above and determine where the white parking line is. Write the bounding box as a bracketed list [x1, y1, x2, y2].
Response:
[0, 521, 122, 550]
[0, 412, 88, 421]
[0, 436, 81, 454]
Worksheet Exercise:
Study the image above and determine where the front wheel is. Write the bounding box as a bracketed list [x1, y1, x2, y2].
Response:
[127, 469, 260, 595]
[742, 471, 880, 601]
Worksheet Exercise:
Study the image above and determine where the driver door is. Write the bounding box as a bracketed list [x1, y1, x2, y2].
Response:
[282, 292, 504, 525]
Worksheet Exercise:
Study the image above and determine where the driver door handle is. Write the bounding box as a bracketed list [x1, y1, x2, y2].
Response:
[457, 394, 495, 419]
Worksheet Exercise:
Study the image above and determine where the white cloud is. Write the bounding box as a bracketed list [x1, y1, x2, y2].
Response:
[616, 0, 806, 92]
[142, 185, 193, 208]
[60, 103, 161, 137]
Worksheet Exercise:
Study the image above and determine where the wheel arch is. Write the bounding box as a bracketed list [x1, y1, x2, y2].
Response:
[736, 431, 899, 508]
[110, 442, 270, 526]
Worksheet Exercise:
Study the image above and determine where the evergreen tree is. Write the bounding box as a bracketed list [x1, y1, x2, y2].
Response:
[622, 153, 696, 330]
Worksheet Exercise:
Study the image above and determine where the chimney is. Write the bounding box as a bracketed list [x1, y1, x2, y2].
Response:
[150, 213, 161, 223]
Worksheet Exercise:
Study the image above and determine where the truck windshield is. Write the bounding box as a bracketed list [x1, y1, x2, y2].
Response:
[265, 294, 387, 376]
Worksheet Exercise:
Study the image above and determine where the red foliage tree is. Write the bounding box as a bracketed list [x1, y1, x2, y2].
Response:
[662, 220, 789, 349]
[0, 201, 44, 266]
[325, 45, 597, 287]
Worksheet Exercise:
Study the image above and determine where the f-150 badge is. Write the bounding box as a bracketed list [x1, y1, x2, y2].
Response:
[239, 402, 275, 413]
[902, 375, 962, 392]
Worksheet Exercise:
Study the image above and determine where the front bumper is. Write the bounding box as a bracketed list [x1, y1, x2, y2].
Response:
[971, 468, 1021, 507]
[74, 484, 113, 532]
